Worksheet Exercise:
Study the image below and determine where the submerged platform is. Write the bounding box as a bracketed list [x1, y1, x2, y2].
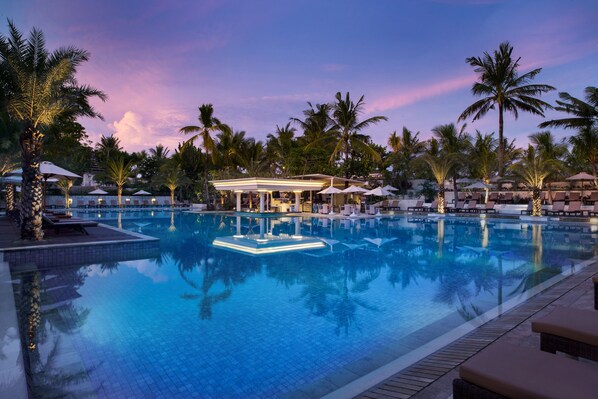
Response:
[212, 234, 325, 255]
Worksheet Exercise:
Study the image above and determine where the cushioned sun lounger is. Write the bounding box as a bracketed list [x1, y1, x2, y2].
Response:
[464, 200, 478, 213]
[453, 342, 598, 399]
[42, 214, 98, 235]
[531, 306, 598, 361]
[520, 201, 533, 215]
[423, 200, 438, 212]
[407, 200, 424, 211]
[448, 201, 465, 213]
[546, 201, 565, 216]
[563, 201, 582, 216]
[587, 202, 598, 217]
[478, 201, 497, 214]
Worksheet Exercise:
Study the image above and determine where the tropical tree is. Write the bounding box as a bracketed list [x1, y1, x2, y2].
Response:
[568, 128, 598, 181]
[529, 130, 568, 200]
[0, 20, 106, 239]
[238, 139, 268, 177]
[180, 104, 228, 206]
[95, 134, 122, 166]
[432, 123, 471, 201]
[458, 41, 555, 176]
[266, 122, 297, 176]
[468, 131, 498, 201]
[323, 92, 387, 178]
[106, 156, 133, 207]
[153, 161, 190, 207]
[509, 146, 560, 216]
[55, 179, 73, 209]
[538, 86, 598, 131]
[215, 128, 245, 178]
[421, 154, 457, 214]
[387, 127, 426, 192]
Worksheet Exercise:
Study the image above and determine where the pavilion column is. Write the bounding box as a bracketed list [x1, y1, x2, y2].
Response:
[259, 191, 265, 213]
[294, 191, 302, 213]
[235, 191, 242, 212]
[294, 217, 301, 237]
[259, 218, 265, 239]
[235, 216, 242, 237]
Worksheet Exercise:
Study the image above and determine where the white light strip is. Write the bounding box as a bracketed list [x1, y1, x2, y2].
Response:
[212, 239, 325, 255]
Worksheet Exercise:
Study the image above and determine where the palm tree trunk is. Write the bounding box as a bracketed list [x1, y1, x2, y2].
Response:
[498, 103, 504, 177]
[438, 186, 446, 214]
[20, 126, 44, 240]
[452, 174, 459, 205]
[170, 188, 175, 207]
[203, 155, 210, 208]
[117, 186, 123, 207]
[6, 184, 14, 212]
[532, 187, 542, 216]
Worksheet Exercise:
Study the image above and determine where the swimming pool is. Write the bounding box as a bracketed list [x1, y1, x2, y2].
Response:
[9, 212, 598, 398]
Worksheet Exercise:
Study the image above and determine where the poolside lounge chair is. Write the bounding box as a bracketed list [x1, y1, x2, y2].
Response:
[531, 306, 598, 362]
[341, 204, 353, 216]
[520, 201, 533, 215]
[76, 200, 84, 208]
[464, 200, 478, 213]
[42, 214, 98, 235]
[448, 201, 465, 213]
[587, 202, 598, 217]
[366, 205, 378, 215]
[563, 201, 582, 216]
[453, 342, 598, 399]
[142, 200, 149, 207]
[553, 191, 566, 202]
[585, 191, 598, 205]
[319, 204, 330, 214]
[88, 200, 96, 208]
[567, 191, 581, 202]
[478, 201, 497, 214]
[499, 192, 513, 204]
[470, 192, 481, 202]
[423, 200, 438, 212]
[488, 192, 498, 202]
[546, 201, 565, 216]
[133, 199, 140, 207]
[110, 200, 118, 208]
[407, 200, 424, 212]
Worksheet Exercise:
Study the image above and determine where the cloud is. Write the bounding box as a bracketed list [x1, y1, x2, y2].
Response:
[108, 109, 190, 152]
[366, 75, 475, 113]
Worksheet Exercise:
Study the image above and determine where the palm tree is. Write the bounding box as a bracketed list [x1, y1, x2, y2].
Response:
[387, 127, 426, 191]
[55, 179, 73, 209]
[238, 139, 268, 177]
[509, 146, 560, 216]
[421, 154, 457, 214]
[325, 92, 387, 178]
[95, 134, 122, 164]
[153, 162, 190, 207]
[0, 20, 106, 239]
[432, 123, 471, 201]
[215, 128, 245, 178]
[266, 122, 297, 175]
[149, 144, 170, 160]
[180, 104, 228, 207]
[458, 41, 555, 177]
[568, 128, 598, 181]
[538, 86, 598, 131]
[529, 130, 568, 201]
[468, 131, 498, 201]
[106, 156, 133, 206]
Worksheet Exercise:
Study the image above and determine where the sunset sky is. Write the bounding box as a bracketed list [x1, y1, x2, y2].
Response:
[2, 0, 597, 152]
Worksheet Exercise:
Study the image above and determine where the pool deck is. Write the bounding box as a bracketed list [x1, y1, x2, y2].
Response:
[349, 259, 598, 399]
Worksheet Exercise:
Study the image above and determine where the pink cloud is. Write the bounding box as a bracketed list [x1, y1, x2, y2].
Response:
[366, 75, 475, 113]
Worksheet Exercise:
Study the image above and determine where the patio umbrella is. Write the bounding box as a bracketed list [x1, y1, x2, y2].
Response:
[342, 185, 368, 216]
[382, 184, 398, 192]
[456, 178, 476, 184]
[465, 182, 495, 203]
[8, 161, 80, 210]
[317, 186, 342, 214]
[566, 172, 598, 198]
[133, 190, 152, 195]
[364, 187, 391, 196]
[89, 188, 108, 195]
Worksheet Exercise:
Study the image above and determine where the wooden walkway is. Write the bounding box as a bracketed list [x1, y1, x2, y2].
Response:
[356, 260, 598, 399]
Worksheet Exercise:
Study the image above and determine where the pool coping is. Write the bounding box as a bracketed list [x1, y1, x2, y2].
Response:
[319, 255, 598, 399]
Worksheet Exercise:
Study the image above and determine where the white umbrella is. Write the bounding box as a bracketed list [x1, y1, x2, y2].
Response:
[464, 182, 494, 190]
[566, 172, 598, 198]
[364, 187, 391, 196]
[133, 190, 152, 195]
[89, 189, 108, 195]
[318, 186, 342, 215]
[456, 178, 476, 184]
[382, 184, 398, 192]
[342, 185, 368, 194]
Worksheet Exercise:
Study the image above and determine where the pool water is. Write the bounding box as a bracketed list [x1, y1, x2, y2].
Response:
[9, 211, 598, 398]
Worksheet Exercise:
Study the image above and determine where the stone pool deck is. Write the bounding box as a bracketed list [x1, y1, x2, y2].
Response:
[0, 217, 159, 268]
[351, 259, 598, 399]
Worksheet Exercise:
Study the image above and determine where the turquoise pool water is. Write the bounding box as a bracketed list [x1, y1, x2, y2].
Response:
[9, 211, 598, 398]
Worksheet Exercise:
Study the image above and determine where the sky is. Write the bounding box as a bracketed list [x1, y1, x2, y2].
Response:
[1, 0, 597, 153]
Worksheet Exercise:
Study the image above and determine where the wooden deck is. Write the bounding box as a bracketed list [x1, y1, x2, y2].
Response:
[356, 260, 598, 399]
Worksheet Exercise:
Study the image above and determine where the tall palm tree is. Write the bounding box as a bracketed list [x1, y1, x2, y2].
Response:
[55, 179, 73, 209]
[432, 123, 471, 201]
[180, 104, 228, 206]
[0, 20, 106, 239]
[238, 139, 268, 177]
[387, 127, 426, 191]
[215, 128, 246, 178]
[538, 86, 598, 131]
[153, 162, 190, 207]
[458, 41, 555, 177]
[291, 102, 334, 145]
[421, 154, 457, 214]
[568, 128, 598, 183]
[468, 131, 498, 200]
[509, 146, 560, 216]
[529, 131, 568, 201]
[106, 156, 133, 207]
[149, 144, 170, 160]
[325, 92, 387, 178]
[266, 122, 297, 176]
